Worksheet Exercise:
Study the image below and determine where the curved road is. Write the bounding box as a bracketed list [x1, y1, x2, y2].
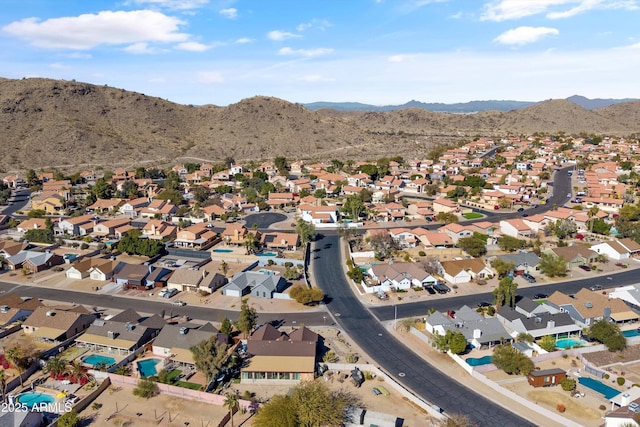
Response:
[313, 234, 534, 427]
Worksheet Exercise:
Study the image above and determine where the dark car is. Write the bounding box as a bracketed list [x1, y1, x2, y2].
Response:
[578, 265, 591, 271]
[590, 284, 603, 291]
[477, 301, 492, 308]
[434, 283, 451, 294]
[522, 213, 529, 217]
[517, 207, 525, 212]
[533, 293, 548, 300]
[522, 273, 536, 283]
[423, 285, 436, 295]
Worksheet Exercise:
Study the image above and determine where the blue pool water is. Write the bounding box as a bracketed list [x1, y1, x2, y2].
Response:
[466, 355, 493, 366]
[257, 252, 276, 257]
[622, 329, 640, 338]
[81, 354, 116, 367]
[212, 249, 233, 253]
[137, 359, 161, 377]
[555, 338, 587, 349]
[579, 377, 620, 399]
[16, 392, 55, 407]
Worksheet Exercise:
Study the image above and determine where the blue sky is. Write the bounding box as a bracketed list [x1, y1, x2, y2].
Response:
[2, 0, 639, 106]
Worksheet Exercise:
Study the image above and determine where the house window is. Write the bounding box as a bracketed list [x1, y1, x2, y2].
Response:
[278, 372, 289, 380]
[291, 373, 301, 380]
[254, 372, 265, 379]
[267, 372, 278, 380]
[241, 372, 251, 379]
[543, 376, 550, 383]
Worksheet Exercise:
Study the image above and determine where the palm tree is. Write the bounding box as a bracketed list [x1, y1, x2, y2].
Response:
[5, 347, 26, 387]
[114, 365, 130, 376]
[224, 392, 239, 427]
[243, 232, 258, 255]
[0, 370, 6, 403]
[67, 361, 91, 384]
[44, 356, 67, 379]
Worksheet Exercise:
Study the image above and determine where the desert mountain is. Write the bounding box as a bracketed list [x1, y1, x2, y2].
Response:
[1, 77, 639, 172]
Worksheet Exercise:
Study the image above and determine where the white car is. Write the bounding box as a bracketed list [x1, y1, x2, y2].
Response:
[172, 300, 186, 307]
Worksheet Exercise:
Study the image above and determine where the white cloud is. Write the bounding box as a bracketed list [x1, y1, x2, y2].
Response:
[278, 47, 333, 57]
[197, 70, 224, 83]
[482, 0, 639, 21]
[63, 52, 92, 59]
[176, 41, 210, 51]
[49, 62, 70, 69]
[3, 10, 189, 50]
[267, 30, 301, 41]
[124, 42, 159, 54]
[494, 26, 559, 45]
[298, 74, 336, 82]
[296, 19, 332, 32]
[126, 0, 210, 10]
[219, 8, 238, 19]
[148, 77, 167, 83]
[388, 54, 416, 62]
[235, 37, 253, 44]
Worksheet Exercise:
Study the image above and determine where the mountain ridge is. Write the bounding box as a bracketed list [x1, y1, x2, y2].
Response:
[1, 77, 639, 173]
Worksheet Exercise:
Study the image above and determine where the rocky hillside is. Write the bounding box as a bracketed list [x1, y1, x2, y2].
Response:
[1, 77, 639, 173]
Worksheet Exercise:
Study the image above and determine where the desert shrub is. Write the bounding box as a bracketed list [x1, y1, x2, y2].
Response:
[418, 251, 426, 256]
[599, 405, 607, 411]
[617, 377, 626, 386]
[604, 374, 610, 380]
[556, 403, 565, 413]
[345, 353, 359, 363]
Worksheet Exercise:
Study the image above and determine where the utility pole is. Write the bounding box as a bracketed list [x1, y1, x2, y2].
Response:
[394, 305, 397, 330]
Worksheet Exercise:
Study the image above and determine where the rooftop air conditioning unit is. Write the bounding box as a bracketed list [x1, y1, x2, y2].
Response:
[46, 311, 55, 317]
[107, 331, 118, 339]
[585, 302, 593, 308]
[0, 305, 9, 313]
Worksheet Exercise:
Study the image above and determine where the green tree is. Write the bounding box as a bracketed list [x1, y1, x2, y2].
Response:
[561, 377, 576, 392]
[243, 232, 259, 255]
[57, 410, 81, 427]
[189, 336, 229, 382]
[457, 236, 487, 257]
[462, 175, 486, 188]
[236, 298, 257, 338]
[295, 219, 316, 248]
[92, 178, 114, 199]
[290, 381, 357, 427]
[24, 228, 54, 244]
[6, 347, 30, 387]
[274, 156, 289, 176]
[492, 343, 535, 375]
[253, 394, 297, 427]
[0, 370, 6, 403]
[496, 235, 527, 252]
[589, 218, 611, 235]
[368, 232, 398, 260]
[435, 212, 458, 224]
[448, 331, 468, 354]
[220, 318, 233, 335]
[538, 253, 568, 277]
[289, 285, 324, 305]
[493, 277, 518, 309]
[224, 392, 239, 427]
[117, 229, 164, 257]
[491, 258, 515, 278]
[132, 377, 159, 399]
[588, 320, 626, 352]
[163, 170, 181, 191]
[341, 194, 366, 220]
[44, 355, 67, 378]
[538, 335, 557, 352]
[26, 169, 38, 186]
[156, 189, 183, 206]
[551, 219, 577, 239]
[192, 186, 211, 203]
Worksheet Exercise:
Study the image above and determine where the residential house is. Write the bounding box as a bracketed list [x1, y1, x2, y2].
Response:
[497, 306, 582, 339]
[298, 204, 339, 224]
[220, 224, 252, 246]
[368, 262, 438, 293]
[266, 192, 297, 208]
[139, 199, 177, 219]
[546, 288, 638, 327]
[0, 241, 29, 259]
[119, 197, 150, 217]
[442, 223, 475, 244]
[144, 267, 173, 288]
[388, 228, 418, 248]
[491, 252, 541, 276]
[439, 259, 494, 284]
[56, 214, 96, 237]
[16, 218, 50, 233]
[91, 218, 132, 237]
[87, 198, 123, 213]
[591, 238, 640, 261]
[4, 250, 64, 273]
[425, 305, 511, 348]
[515, 297, 554, 318]
[222, 271, 287, 299]
[548, 245, 599, 267]
[167, 269, 227, 294]
[153, 323, 226, 366]
[31, 194, 65, 213]
[499, 219, 536, 239]
[66, 258, 116, 280]
[0, 293, 43, 330]
[604, 396, 640, 427]
[113, 263, 151, 289]
[527, 369, 567, 388]
[260, 232, 300, 252]
[76, 309, 164, 355]
[142, 220, 177, 240]
[174, 222, 218, 249]
[22, 306, 97, 342]
[432, 198, 458, 214]
[202, 204, 227, 221]
[241, 324, 318, 384]
[88, 260, 120, 281]
[413, 229, 455, 248]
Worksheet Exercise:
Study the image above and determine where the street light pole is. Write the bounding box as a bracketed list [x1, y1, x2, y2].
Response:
[394, 305, 397, 330]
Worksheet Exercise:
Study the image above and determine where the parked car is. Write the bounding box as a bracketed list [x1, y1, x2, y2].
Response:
[477, 301, 492, 308]
[372, 387, 382, 396]
[578, 265, 591, 271]
[517, 207, 525, 212]
[533, 293, 548, 300]
[434, 283, 451, 294]
[590, 285, 603, 291]
[522, 273, 536, 283]
[423, 286, 436, 295]
[159, 288, 178, 298]
[172, 300, 186, 306]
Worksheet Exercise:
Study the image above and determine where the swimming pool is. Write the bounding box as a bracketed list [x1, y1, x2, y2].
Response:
[137, 358, 162, 377]
[212, 249, 233, 253]
[578, 377, 620, 399]
[16, 392, 55, 407]
[555, 338, 587, 349]
[622, 329, 640, 338]
[81, 354, 116, 367]
[257, 252, 276, 257]
[466, 355, 493, 366]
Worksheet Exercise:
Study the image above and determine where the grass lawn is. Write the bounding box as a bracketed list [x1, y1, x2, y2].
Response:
[463, 212, 483, 219]
[176, 381, 202, 390]
[167, 369, 182, 381]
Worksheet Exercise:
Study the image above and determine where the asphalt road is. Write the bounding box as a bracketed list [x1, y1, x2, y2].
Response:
[313, 234, 534, 427]
[1, 189, 31, 215]
[243, 212, 287, 229]
[0, 281, 329, 326]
